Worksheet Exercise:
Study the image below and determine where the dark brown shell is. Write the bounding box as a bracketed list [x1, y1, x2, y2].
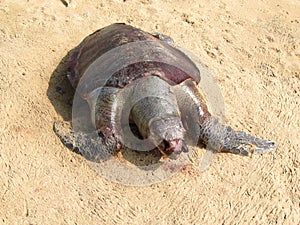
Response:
[67, 23, 200, 98]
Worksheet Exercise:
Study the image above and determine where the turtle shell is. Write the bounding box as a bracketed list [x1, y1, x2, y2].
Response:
[67, 23, 200, 98]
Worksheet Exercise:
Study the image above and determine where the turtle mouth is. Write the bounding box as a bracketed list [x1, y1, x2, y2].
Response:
[158, 139, 183, 159]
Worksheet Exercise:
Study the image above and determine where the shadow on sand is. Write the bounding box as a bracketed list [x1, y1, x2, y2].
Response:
[47, 49, 76, 122]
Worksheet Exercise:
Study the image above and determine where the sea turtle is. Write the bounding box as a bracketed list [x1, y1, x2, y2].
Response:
[54, 23, 277, 183]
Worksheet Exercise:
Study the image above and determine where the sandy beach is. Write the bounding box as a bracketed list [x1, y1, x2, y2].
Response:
[0, 0, 299, 224]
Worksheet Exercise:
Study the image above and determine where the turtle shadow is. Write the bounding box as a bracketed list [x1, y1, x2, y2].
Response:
[47, 49, 76, 122]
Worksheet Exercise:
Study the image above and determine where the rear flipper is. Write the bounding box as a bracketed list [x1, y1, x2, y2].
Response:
[53, 121, 119, 162]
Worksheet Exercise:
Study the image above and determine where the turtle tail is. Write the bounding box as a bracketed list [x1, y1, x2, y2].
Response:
[200, 117, 277, 156]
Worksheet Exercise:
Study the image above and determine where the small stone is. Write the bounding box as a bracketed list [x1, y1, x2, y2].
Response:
[61, 0, 71, 7]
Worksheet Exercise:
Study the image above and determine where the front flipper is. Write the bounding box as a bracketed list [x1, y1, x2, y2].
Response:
[198, 117, 277, 171]
[220, 126, 277, 155]
[174, 79, 277, 171]
[200, 117, 278, 156]
[54, 121, 119, 162]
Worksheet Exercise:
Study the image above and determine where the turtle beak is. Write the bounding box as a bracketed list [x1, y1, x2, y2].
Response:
[159, 139, 184, 160]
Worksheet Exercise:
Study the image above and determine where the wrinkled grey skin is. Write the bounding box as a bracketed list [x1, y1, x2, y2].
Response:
[54, 23, 277, 170]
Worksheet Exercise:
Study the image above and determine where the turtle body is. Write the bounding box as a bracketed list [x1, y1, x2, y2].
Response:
[54, 23, 277, 175]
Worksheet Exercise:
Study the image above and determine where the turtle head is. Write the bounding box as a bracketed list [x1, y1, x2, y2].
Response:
[128, 76, 188, 159]
[149, 117, 187, 159]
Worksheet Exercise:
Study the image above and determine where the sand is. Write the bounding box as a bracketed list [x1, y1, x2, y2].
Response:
[0, 0, 299, 224]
